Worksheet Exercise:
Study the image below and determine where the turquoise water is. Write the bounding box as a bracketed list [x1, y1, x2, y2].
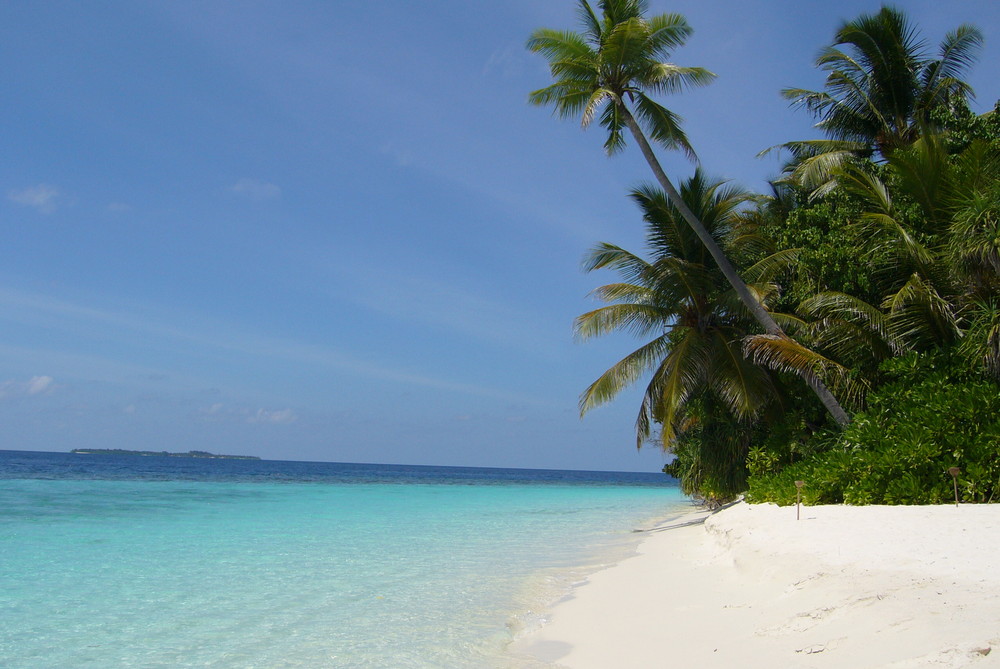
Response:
[0, 452, 686, 667]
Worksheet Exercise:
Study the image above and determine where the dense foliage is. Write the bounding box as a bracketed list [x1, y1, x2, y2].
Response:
[533, 4, 999, 505]
[747, 353, 1000, 505]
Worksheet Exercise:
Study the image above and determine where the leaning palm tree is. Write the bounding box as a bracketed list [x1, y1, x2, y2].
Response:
[775, 5, 982, 191]
[529, 0, 849, 425]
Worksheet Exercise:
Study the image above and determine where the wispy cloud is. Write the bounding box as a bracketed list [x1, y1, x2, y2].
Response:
[0, 287, 551, 406]
[26, 375, 53, 394]
[8, 184, 60, 214]
[201, 402, 225, 417]
[231, 178, 281, 200]
[483, 45, 529, 79]
[198, 402, 298, 425]
[249, 408, 297, 424]
[0, 375, 55, 400]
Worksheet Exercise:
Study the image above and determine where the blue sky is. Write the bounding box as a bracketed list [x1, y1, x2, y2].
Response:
[2, 1, 998, 471]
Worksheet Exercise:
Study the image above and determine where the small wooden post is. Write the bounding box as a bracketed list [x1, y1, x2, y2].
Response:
[795, 480, 805, 520]
[949, 467, 961, 507]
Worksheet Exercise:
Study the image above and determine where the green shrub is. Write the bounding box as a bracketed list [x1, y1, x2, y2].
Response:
[747, 351, 1000, 505]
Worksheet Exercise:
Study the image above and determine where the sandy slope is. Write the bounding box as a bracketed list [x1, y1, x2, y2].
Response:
[511, 502, 1000, 668]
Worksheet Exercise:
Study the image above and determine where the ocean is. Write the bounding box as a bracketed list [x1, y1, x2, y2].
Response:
[0, 450, 688, 668]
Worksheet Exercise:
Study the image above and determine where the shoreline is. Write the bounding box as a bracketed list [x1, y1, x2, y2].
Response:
[510, 502, 1000, 668]
[506, 499, 704, 648]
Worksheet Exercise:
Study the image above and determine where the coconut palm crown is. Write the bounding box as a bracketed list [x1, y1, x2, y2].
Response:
[774, 5, 982, 192]
[577, 173, 784, 446]
[784, 5, 982, 155]
[527, 0, 714, 156]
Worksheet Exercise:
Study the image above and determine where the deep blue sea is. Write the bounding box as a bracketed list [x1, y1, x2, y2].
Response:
[0, 450, 687, 668]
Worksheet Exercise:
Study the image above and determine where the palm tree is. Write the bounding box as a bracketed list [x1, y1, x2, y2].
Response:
[576, 173, 781, 447]
[528, 0, 850, 425]
[795, 134, 1000, 382]
[776, 5, 982, 191]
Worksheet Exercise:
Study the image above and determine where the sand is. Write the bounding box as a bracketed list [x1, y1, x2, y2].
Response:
[511, 502, 1000, 668]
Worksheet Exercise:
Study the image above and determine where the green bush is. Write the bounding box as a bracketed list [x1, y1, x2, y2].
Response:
[747, 352, 1000, 505]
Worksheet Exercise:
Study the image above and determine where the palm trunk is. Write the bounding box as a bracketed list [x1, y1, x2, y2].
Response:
[619, 105, 851, 427]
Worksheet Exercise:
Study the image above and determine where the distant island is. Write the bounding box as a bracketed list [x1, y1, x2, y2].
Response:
[70, 449, 260, 460]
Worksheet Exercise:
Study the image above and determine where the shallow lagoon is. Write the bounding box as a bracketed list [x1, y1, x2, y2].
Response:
[0, 451, 686, 668]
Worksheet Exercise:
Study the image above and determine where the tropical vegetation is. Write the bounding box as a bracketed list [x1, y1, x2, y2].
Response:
[772, 6, 984, 194]
[530, 3, 1000, 505]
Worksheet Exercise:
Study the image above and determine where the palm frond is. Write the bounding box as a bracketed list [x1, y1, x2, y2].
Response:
[780, 86, 833, 108]
[837, 165, 938, 270]
[603, 17, 653, 77]
[599, 95, 627, 153]
[821, 319, 896, 367]
[581, 242, 650, 279]
[742, 248, 802, 284]
[882, 273, 961, 347]
[885, 133, 953, 226]
[838, 166, 892, 213]
[600, 0, 648, 27]
[629, 183, 689, 255]
[707, 329, 774, 419]
[787, 150, 857, 193]
[644, 64, 715, 95]
[526, 28, 591, 57]
[579, 334, 673, 414]
[630, 91, 695, 160]
[920, 24, 983, 107]
[587, 282, 657, 304]
[646, 256, 714, 302]
[714, 281, 780, 323]
[861, 211, 936, 271]
[960, 299, 1000, 377]
[799, 291, 902, 354]
[743, 334, 862, 407]
[575, 303, 670, 341]
[769, 312, 809, 335]
[949, 182, 1000, 282]
[576, 0, 603, 43]
[643, 12, 692, 58]
[647, 329, 706, 444]
[581, 88, 614, 128]
[758, 138, 866, 160]
[527, 83, 593, 118]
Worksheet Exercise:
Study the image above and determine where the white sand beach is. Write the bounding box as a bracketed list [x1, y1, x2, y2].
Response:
[513, 502, 1000, 668]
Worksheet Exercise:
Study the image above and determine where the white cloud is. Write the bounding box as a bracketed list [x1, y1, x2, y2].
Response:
[25, 375, 53, 395]
[0, 375, 55, 400]
[197, 403, 226, 421]
[8, 184, 60, 213]
[249, 408, 297, 424]
[231, 178, 281, 200]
